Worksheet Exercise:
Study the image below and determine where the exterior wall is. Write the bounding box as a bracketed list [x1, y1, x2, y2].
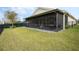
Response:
[57, 13, 63, 29]
[65, 15, 68, 25]
[68, 16, 76, 25]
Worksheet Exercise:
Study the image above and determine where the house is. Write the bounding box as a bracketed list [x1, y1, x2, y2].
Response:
[25, 7, 77, 31]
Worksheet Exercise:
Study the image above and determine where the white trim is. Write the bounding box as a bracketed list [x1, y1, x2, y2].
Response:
[56, 13, 58, 30]
[63, 14, 65, 30]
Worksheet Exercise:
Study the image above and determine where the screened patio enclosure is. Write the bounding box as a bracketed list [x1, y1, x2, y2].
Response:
[26, 11, 64, 31]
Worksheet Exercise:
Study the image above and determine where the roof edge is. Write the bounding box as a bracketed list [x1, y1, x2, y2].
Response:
[26, 8, 77, 21]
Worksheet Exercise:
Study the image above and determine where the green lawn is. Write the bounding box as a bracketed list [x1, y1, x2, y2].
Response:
[0, 25, 79, 51]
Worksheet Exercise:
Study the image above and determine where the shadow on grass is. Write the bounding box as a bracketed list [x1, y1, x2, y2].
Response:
[0, 27, 4, 35]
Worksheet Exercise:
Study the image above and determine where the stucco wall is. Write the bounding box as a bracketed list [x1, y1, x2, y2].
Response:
[68, 16, 76, 25]
[57, 13, 63, 28]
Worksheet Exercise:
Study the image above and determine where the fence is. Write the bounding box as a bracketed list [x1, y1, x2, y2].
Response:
[0, 22, 27, 28]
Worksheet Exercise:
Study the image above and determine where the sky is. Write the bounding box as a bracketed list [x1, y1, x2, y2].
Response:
[0, 7, 79, 22]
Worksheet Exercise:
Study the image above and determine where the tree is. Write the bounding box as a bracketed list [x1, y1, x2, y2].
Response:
[5, 11, 17, 28]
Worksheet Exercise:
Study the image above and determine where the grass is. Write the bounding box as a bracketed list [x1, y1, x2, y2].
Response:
[0, 25, 79, 51]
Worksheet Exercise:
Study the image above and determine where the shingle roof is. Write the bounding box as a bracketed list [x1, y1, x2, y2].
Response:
[26, 8, 77, 20]
[32, 7, 54, 15]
